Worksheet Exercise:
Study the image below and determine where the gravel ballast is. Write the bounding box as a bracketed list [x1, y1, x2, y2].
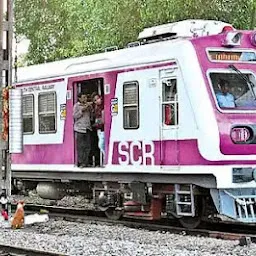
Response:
[0, 218, 255, 256]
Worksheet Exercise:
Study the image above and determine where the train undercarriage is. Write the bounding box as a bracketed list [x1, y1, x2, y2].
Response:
[11, 170, 256, 228]
[92, 182, 215, 229]
[11, 178, 218, 229]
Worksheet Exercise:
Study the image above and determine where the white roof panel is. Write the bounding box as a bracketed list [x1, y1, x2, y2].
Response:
[138, 19, 234, 40]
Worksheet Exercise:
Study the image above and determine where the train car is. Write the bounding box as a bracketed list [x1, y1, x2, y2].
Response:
[11, 19, 256, 228]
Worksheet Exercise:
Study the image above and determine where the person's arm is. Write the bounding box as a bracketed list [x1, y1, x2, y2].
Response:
[215, 93, 224, 108]
[231, 94, 236, 107]
[73, 103, 83, 120]
[84, 102, 93, 110]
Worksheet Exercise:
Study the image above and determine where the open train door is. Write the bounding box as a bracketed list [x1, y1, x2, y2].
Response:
[159, 68, 179, 167]
[73, 78, 104, 167]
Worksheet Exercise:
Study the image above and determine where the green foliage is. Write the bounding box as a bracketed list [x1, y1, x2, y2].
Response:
[15, 0, 87, 64]
[82, 0, 142, 54]
[14, 0, 256, 65]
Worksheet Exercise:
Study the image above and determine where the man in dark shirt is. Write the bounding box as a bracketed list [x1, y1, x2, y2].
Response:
[88, 92, 101, 167]
[92, 93, 105, 162]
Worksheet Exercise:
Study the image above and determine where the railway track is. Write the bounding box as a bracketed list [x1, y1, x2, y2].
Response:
[16, 203, 256, 245]
[0, 244, 65, 256]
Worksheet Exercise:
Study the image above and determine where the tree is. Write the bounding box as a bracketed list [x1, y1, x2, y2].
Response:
[14, 0, 256, 65]
[166, 0, 254, 29]
[83, 0, 142, 53]
[250, 0, 256, 29]
[15, 0, 87, 65]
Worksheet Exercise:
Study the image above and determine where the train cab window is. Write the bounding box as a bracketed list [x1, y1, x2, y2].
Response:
[210, 72, 256, 110]
[123, 81, 139, 129]
[22, 95, 34, 134]
[38, 92, 57, 133]
[162, 78, 178, 126]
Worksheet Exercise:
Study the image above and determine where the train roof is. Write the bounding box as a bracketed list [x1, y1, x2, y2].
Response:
[16, 19, 234, 84]
[16, 38, 187, 84]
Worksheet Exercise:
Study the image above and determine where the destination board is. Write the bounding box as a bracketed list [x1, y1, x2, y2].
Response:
[208, 51, 256, 62]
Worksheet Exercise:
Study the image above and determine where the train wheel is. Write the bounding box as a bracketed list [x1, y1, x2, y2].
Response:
[105, 207, 123, 220]
[178, 195, 204, 229]
[178, 216, 201, 229]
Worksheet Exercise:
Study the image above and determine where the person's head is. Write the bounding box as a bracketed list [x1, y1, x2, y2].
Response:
[93, 93, 102, 105]
[87, 94, 92, 102]
[91, 92, 98, 100]
[16, 180, 23, 191]
[77, 92, 87, 104]
[219, 79, 230, 95]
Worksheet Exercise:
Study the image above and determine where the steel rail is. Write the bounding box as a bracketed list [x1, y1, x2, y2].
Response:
[18, 203, 256, 245]
[0, 244, 65, 256]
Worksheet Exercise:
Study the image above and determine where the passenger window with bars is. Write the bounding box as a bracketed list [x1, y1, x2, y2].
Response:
[162, 78, 178, 126]
[22, 95, 34, 134]
[123, 82, 139, 129]
[38, 92, 57, 133]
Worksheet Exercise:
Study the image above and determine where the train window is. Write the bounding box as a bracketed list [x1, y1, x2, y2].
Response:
[210, 72, 256, 110]
[38, 92, 57, 133]
[22, 95, 34, 134]
[123, 81, 139, 129]
[162, 78, 178, 126]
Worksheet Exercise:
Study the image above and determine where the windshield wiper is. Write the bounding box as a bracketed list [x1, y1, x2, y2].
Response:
[228, 64, 256, 100]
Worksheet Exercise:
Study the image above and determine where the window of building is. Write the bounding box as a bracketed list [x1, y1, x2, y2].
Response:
[162, 78, 178, 126]
[38, 92, 57, 133]
[22, 95, 34, 134]
[123, 81, 139, 129]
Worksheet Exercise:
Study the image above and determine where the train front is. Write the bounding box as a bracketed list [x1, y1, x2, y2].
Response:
[190, 26, 256, 224]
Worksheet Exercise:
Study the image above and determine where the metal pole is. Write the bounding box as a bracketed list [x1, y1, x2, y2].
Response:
[0, 0, 14, 215]
[0, 1, 3, 89]
[7, 0, 13, 86]
[6, 0, 13, 209]
[0, 0, 4, 185]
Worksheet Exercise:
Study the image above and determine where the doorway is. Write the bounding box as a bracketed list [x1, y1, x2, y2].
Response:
[159, 68, 179, 165]
[73, 78, 104, 167]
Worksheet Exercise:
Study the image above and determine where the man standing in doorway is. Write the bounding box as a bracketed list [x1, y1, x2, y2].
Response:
[73, 93, 93, 167]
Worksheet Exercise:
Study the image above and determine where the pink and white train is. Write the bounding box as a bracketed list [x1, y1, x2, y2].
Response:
[11, 19, 256, 227]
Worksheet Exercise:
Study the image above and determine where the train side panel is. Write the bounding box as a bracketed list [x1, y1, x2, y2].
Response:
[12, 78, 72, 164]
[108, 63, 199, 169]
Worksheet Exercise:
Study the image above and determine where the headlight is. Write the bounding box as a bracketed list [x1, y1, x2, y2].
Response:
[230, 126, 252, 144]
[222, 31, 242, 47]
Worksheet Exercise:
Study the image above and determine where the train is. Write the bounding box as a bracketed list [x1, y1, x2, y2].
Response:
[10, 19, 256, 228]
